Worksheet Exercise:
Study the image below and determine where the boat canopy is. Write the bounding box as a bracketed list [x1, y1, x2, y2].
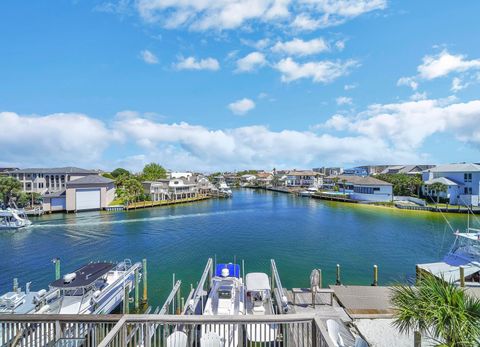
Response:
[50, 262, 114, 289]
[215, 263, 240, 278]
[246, 273, 270, 291]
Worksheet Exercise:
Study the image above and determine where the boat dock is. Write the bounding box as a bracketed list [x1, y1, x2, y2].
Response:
[125, 195, 210, 210]
[311, 192, 358, 203]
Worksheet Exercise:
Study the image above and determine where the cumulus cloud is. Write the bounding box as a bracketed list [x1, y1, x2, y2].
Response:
[174, 56, 220, 70]
[228, 98, 256, 115]
[274, 57, 358, 83]
[451, 77, 468, 92]
[397, 76, 418, 90]
[418, 49, 480, 80]
[336, 96, 352, 105]
[272, 38, 329, 56]
[235, 52, 267, 72]
[133, 0, 386, 31]
[140, 49, 159, 64]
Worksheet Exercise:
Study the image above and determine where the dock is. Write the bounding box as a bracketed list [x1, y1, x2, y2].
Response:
[312, 192, 358, 203]
[125, 195, 210, 210]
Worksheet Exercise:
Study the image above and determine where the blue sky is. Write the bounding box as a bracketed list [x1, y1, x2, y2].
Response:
[1, 0, 480, 172]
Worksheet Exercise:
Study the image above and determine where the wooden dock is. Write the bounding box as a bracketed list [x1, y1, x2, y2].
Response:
[311, 193, 358, 203]
[126, 195, 210, 210]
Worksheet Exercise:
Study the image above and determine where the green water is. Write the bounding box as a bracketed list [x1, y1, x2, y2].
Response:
[0, 189, 469, 307]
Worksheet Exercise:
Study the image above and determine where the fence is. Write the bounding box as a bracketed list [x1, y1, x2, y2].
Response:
[0, 314, 337, 347]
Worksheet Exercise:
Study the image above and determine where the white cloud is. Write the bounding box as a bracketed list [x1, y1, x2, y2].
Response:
[410, 92, 427, 101]
[134, 0, 386, 31]
[344, 83, 357, 90]
[0, 112, 114, 168]
[451, 77, 468, 92]
[272, 38, 329, 56]
[274, 57, 358, 83]
[336, 96, 352, 105]
[418, 49, 480, 80]
[140, 49, 159, 64]
[397, 76, 418, 90]
[236, 52, 267, 72]
[174, 56, 220, 71]
[335, 40, 346, 51]
[228, 98, 256, 115]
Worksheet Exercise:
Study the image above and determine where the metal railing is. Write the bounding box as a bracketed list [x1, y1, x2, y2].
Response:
[0, 314, 122, 347]
[0, 314, 337, 347]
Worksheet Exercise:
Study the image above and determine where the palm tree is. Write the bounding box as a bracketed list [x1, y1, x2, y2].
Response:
[331, 177, 340, 192]
[391, 274, 480, 346]
[427, 182, 448, 205]
[341, 179, 347, 195]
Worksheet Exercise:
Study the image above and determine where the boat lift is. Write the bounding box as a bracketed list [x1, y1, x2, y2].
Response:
[271, 259, 290, 313]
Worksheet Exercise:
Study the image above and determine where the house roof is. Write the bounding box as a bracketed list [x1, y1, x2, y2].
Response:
[6, 167, 98, 175]
[424, 177, 459, 186]
[329, 175, 392, 186]
[426, 163, 480, 173]
[286, 170, 320, 176]
[382, 164, 435, 174]
[67, 175, 114, 186]
[42, 189, 66, 198]
[255, 172, 272, 178]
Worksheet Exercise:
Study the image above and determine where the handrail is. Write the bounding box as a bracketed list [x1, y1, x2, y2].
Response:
[271, 259, 290, 313]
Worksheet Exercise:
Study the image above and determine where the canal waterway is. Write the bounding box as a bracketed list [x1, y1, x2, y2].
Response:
[0, 189, 472, 308]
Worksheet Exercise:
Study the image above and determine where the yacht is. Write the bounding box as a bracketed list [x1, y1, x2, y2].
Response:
[298, 187, 318, 197]
[218, 181, 233, 197]
[244, 272, 278, 343]
[0, 281, 56, 314]
[417, 226, 480, 286]
[0, 208, 32, 230]
[201, 263, 245, 347]
[45, 260, 141, 314]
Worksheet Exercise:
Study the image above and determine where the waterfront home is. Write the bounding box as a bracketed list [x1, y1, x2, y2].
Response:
[169, 171, 193, 180]
[255, 172, 273, 187]
[224, 173, 240, 187]
[5, 167, 99, 195]
[240, 174, 256, 185]
[324, 175, 393, 202]
[144, 178, 199, 201]
[197, 176, 217, 195]
[381, 164, 435, 175]
[143, 180, 171, 201]
[284, 170, 323, 187]
[422, 163, 480, 206]
[42, 175, 115, 212]
[313, 167, 344, 176]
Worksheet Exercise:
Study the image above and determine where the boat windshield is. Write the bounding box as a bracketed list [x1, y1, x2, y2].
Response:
[218, 286, 232, 299]
[452, 235, 480, 260]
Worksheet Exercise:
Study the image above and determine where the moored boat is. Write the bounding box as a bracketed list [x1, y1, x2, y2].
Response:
[0, 208, 32, 230]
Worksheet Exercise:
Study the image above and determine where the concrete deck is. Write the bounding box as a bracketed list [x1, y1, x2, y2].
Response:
[330, 285, 394, 319]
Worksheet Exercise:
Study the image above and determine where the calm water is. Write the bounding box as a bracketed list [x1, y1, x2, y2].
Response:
[0, 189, 470, 307]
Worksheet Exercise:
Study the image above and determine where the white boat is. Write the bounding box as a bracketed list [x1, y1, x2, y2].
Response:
[45, 260, 141, 314]
[0, 208, 32, 230]
[418, 226, 480, 286]
[0, 281, 56, 314]
[218, 182, 233, 197]
[244, 272, 278, 343]
[298, 187, 318, 197]
[201, 263, 245, 347]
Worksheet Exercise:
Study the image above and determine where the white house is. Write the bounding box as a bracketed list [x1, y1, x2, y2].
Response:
[422, 163, 480, 206]
[144, 178, 198, 201]
[324, 175, 393, 202]
[284, 170, 323, 187]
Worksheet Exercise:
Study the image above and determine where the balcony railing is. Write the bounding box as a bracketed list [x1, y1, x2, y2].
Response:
[0, 314, 337, 347]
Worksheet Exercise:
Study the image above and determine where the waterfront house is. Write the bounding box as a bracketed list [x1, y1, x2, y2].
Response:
[255, 172, 273, 187]
[381, 164, 435, 175]
[422, 163, 480, 206]
[324, 175, 393, 202]
[240, 174, 256, 185]
[284, 170, 323, 187]
[5, 167, 99, 195]
[144, 178, 199, 201]
[143, 180, 171, 201]
[42, 175, 115, 212]
[313, 167, 343, 176]
[169, 172, 193, 180]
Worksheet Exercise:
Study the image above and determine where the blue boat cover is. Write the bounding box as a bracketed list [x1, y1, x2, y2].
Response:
[215, 263, 240, 278]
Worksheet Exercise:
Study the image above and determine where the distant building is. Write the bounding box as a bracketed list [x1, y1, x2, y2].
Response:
[0, 167, 19, 175]
[313, 167, 343, 176]
[356, 165, 390, 175]
[169, 172, 193, 180]
[422, 163, 480, 206]
[342, 167, 368, 177]
[324, 175, 393, 202]
[381, 165, 435, 175]
[255, 172, 273, 186]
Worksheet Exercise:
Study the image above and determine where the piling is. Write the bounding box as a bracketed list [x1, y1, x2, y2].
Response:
[372, 265, 378, 286]
[134, 268, 140, 311]
[13, 278, 18, 292]
[142, 259, 148, 304]
[53, 258, 61, 280]
[336, 264, 341, 285]
[460, 266, 465, 287]
[414, 331, 421, 347]
[176, 287, 182, 315]
[318, 269, 323, 289]
[123, 286, 129, 314]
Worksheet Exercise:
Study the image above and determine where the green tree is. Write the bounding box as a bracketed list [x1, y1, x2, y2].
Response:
[101, 172, 114, 179]
[391, 274, 480, 346]
[341, 178, 347, 195]
[122, 178, 145, 204]
[331, 177, 340, 192]
[427, 182, 448, 204]
[0, 176, 22, 206]
[375, 173, 423, 197]
[111, 168, 130, 178]
[141, 163, 167, 181]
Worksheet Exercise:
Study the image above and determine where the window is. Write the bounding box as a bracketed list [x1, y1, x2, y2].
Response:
[464, 173, 472, 182]
[464, 187, 472, 194]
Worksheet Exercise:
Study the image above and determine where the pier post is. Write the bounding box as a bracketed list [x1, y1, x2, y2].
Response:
[123, 286, 129, 314]
[318, 269, 322, 289]
[13, 278, 18, 292]
[372, 265, 378, 286]
[336, 264, 341, 285]
[52, 258, 61, 280]
[414, 331, 421, 347]
[176, 286, 181, 315]
[142, 259, 148, 304]
[460, 266, 465, 287]
[134, 268, 140, 311]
